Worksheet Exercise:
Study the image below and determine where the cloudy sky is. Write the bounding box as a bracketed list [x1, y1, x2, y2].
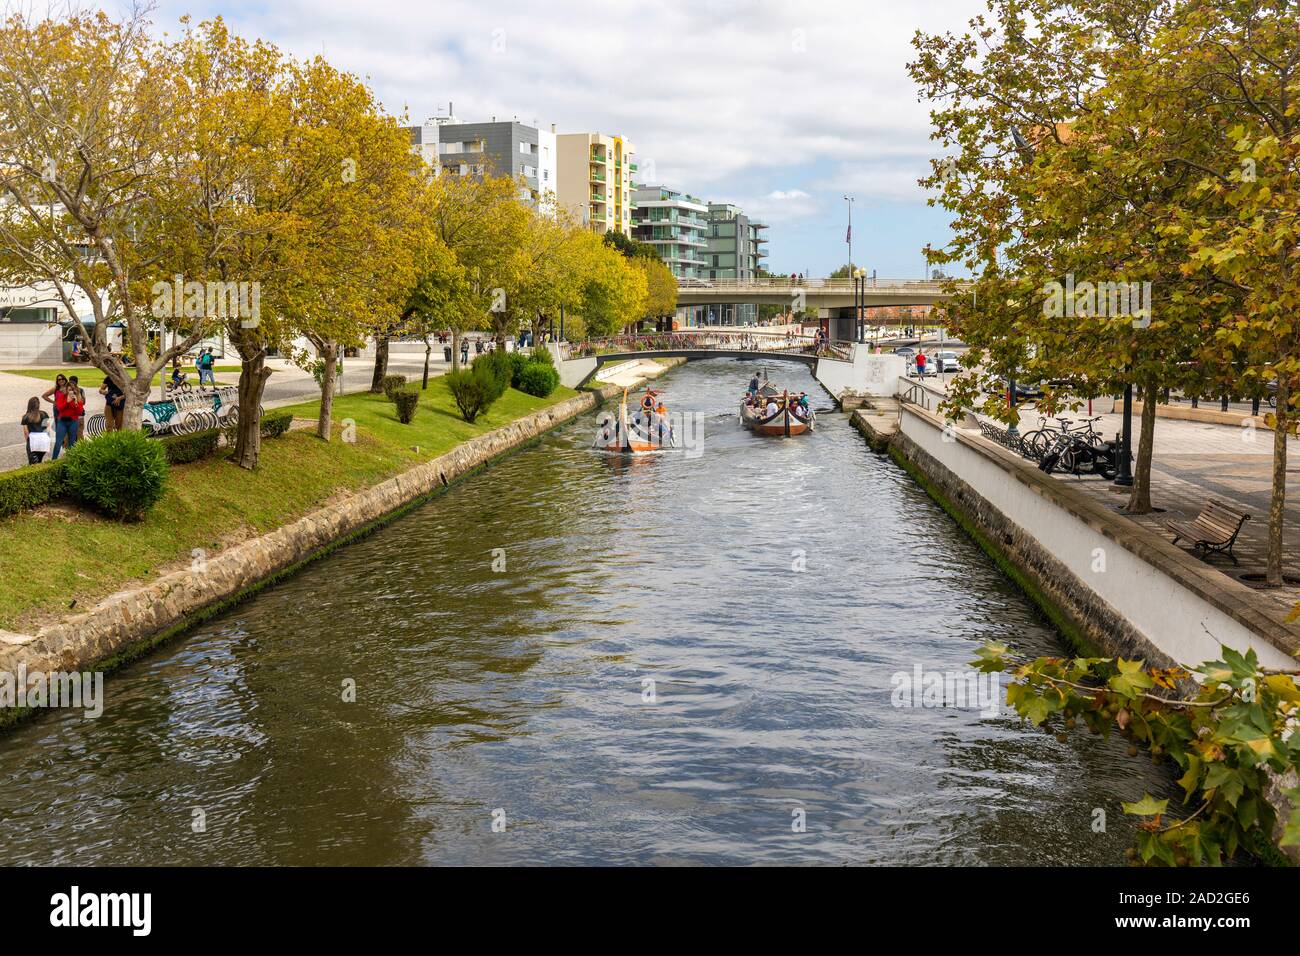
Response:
[129, 0, 987, 276]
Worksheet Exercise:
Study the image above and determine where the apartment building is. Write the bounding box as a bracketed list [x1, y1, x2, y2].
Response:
[407, 109, 557, 211]
[630, 185, 710, 279]
[702, 203, 768, 324]
[557, 133, 636, 234]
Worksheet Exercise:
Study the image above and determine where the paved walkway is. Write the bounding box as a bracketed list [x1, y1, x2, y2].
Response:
[1008, 407, 1300, 616]
[0, 354, 447, 472]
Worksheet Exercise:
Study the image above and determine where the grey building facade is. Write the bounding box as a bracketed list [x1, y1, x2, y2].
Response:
[702, 203, 768, 325]
[426, 120, 557, 206]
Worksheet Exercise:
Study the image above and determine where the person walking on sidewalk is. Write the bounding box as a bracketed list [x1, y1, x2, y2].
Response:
[197, 347, 216, 386]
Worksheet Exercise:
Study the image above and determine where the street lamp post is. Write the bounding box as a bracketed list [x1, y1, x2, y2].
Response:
[1115, 379, 1135, 486]
[843, 195, 854, 277]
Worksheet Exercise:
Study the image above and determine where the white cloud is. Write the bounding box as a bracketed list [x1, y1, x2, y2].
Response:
[119, 0, 989, 270]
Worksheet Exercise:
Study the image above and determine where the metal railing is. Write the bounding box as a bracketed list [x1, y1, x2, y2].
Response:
[560, 330, 827, 360]
[898, 380, 936, 413]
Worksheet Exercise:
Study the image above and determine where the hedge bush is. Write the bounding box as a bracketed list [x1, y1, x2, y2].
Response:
[507, 349, 531, 387]
[516, 362, 560, 398]
[0, 460, 65, 519]
[160, 428, 221, 465]
[529, 344, 555, 367]
[445, 364, 503, 423]
[260, 409, 293, 438]
[61, 430, 169, 522]
[393, 386, 420, 424]
[381, 374, 408, 402]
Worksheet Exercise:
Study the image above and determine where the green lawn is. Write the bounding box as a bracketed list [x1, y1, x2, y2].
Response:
[0, 377, 578, 632]
[6, 366, 241, 389]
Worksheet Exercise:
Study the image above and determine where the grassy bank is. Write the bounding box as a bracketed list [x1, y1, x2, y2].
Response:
[0, 377, 577, 632]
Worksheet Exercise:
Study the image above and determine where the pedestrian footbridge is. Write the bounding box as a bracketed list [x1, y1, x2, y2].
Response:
[550, 331, 906, 404]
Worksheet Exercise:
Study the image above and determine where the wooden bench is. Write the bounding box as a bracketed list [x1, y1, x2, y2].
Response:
[1165, 499, 1251, 565]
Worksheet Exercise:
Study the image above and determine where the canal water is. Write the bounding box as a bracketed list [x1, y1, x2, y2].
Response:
[0, 359, 1175, 865]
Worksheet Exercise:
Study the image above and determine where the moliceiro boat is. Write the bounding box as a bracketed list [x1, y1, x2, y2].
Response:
[740, 386, 814, 437]
[592, 388, 677, 453]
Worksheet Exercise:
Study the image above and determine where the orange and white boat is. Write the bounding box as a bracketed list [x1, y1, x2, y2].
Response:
[740, 387, 814, 437]
[592, 388, 676, 453]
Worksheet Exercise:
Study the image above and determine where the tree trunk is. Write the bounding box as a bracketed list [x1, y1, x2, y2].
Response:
[121, 385, 146, 433]
[370, 332, 390, 392]
[1266, 376, 1289, 587]
[232, 349, 272, 470]
[1126, 374, 1159, 514]
[422, 336, 431, 389]
[317, 341, 338, 440]
[451, 329, 462, 372]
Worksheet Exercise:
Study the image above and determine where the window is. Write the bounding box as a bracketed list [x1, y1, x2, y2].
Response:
[0, 306, 56, 324]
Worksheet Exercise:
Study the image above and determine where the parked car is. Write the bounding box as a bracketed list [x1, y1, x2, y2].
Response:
[1012, 382, 1045, 400]
[935, 350, 960, 373]
[893, 347, 916, 360]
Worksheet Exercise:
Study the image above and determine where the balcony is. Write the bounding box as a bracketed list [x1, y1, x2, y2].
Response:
[590, 171, 606, 182]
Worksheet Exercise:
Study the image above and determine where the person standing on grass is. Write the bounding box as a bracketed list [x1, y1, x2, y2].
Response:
[99, 373, 125, 432]
[21, 397, 51, 464]
[51, 380, 83, 459]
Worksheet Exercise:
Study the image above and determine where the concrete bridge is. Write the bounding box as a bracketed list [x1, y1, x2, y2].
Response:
[675, 277, 962, 309]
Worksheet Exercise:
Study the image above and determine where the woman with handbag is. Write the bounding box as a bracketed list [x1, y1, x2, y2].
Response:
[21, 397, 52, 464]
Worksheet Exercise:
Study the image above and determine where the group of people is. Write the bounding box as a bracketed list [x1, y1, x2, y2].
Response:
[744, 374, 811, 420]
[632, 388, 673, 442]
[20, 369, 130, 465]
[19, 349, 224, 466]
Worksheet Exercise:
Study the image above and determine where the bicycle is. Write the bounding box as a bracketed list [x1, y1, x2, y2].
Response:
[1021, 415, 1106, 459]
[1037, 431, 1119, 479]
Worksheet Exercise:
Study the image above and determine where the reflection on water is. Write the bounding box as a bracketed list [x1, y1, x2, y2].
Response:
[0, 359, 1175, 865]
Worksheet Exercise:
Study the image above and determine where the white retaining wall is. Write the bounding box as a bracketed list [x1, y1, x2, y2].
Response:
[899, 405, 1296, 670]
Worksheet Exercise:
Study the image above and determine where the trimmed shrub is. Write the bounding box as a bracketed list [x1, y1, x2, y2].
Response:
[0, 460, 65, 518]
[507, 349, 530, 387]
[516, 362, 560, 398]
[393, 386, 420, 424]
[445, 364, 502, 423]
[61, 430, 168, 522]
[260, 409, 293, 438]
[160, 428, 221, 465]
[529, 344, 555, 366]
[381, 374, 408, 402]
